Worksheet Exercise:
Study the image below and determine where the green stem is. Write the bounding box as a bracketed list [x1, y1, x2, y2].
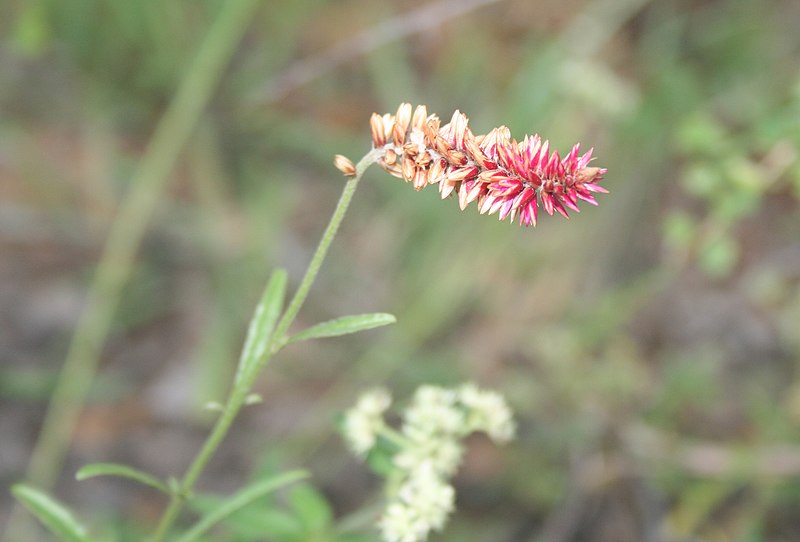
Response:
[151, 391, 247, 542]
[150, 150, 379, 541]
[3, 3, 263, 541]
[270, 149, 381, 351]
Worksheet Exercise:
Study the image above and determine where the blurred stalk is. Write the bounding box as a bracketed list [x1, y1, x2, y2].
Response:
[3, 0, 261, 539]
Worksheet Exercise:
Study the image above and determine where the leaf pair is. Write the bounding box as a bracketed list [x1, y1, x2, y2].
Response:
[235, 267, 395, 389]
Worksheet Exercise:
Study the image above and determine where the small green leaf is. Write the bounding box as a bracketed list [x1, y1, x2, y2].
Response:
[365, 435, 401, 477]
[176, 470, 309, 542]
[11, 484, 92, 542]
[188, 494, 303, 541]
[289, 484, 333, 533]
[76, 463, 170, 494]
[286, 313, 396, 344]
[250, 508, 305, 541]
[234, 268, 288, 387]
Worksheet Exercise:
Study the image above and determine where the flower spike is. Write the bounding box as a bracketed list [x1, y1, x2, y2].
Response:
[367, 103, 607, 226]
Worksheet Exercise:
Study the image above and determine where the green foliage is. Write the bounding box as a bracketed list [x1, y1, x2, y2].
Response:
[11, 485, 93, 542]
[668, 74, 800, 277]
[188, 478, 364, 542]
[10, 1, 50, 55]
[176, 470, 308, 542]
[286, 313, 397, 345]
[233, 268, 287, 388]
[75, 463, 170, 494]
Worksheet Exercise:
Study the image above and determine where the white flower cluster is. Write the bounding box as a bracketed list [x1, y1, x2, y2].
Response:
[343, 383, 516, 542]
[342, 387, 392, 456]
[379, 461, 455, 542]
[457, 383, 516, 444]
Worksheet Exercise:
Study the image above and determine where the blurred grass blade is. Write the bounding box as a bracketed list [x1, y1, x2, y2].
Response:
[286, 313, 396, 344]
[11, 485, 92, 542]
[14, 0, 265, 520]
[75, 463, 170, 494]
[175, 470, 309, 542]
[234, 268, 287, 387]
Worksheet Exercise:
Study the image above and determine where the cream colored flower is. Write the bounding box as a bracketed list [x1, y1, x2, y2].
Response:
[401, 385, 464, 442]
[458, 383, 517, 443]
[379, 461, 455, 542]
[342, 388, 392, 456]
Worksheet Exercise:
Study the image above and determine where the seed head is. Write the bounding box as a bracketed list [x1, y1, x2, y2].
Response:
[369, 103, 608, 226]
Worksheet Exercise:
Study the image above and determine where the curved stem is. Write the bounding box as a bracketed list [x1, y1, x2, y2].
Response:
[150, 149, 379, 541]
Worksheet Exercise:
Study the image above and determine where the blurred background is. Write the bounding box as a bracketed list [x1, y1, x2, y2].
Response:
[1, 0, 800, 540]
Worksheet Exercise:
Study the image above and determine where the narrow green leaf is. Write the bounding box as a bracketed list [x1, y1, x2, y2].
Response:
[11, 484, 92, 542]
[75, 463, 170, 494]
[286, 313, 396, 344]
[175, 470, 309, 542]
[289, 484, 333, 533]
[234, 268, 287, 387]
[190, 495, 304, 541]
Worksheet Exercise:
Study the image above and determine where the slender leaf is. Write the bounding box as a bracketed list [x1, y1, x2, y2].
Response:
[289, 484, 332, 534]
[286, 313, 396, 344]
[234, 268, 287, 387]
[175, 470, 309, 542]
[11, 484, 92, 542]
[190, 495, 304, 541]
[75, 463, 170, 494]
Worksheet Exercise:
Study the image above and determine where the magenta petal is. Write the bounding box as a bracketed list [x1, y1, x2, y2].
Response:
[512, 187, 536, 210]
[564, 143, 580, 166]
[480, 195, 496, 214]
[583, 182, 608, 194]
[521, 200, 538, 227]
[546, 151, 560, 176]
[488, 197, 505, 216]
[498, 199, 515, 221]
[562, 194, 581, 213]
[541, 192, 555, 215]
[553, 199, 570, 218]
[577, 148, 594, 168]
